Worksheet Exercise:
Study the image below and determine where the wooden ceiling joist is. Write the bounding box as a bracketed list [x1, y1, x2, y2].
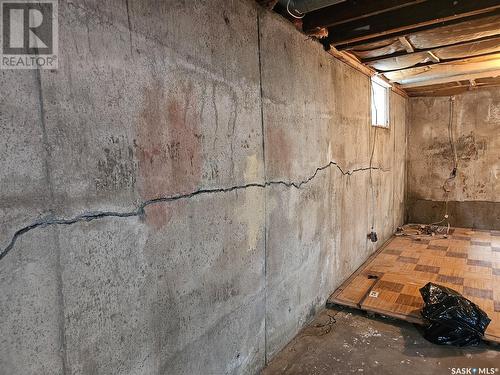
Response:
[362, 34, 500, 63]
[350, 40, 406, 60]
[326, 0, 500, 46]
[326, 47, 408, 98]
[347, 14, 500, 61]
[302, 0, 424, 32]
[333, 8, 500, 50]
[264, 0, 500, 97]
[369, 53, 432, 71]
[384, 53, 500, 85]
[405, 14, 500, 50]
[405, 77, 500, 96]
[398, 37, 415, 53]
[399, 69, 500, 89]
[426, 51, 440, 63]
[366, 36, 500, 71]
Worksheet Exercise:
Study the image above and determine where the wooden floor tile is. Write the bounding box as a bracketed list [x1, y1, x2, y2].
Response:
[328, 227, 500, 344]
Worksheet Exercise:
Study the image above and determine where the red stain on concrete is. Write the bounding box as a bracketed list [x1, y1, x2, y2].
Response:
[136, 82, 203, 229]
[267, 126, 292, 178]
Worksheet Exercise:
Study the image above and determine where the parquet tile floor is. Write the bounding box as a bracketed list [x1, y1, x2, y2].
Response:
[328, 227, 500, 343]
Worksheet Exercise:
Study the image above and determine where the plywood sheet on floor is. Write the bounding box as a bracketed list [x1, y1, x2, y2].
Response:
[328, 227, 500, 343]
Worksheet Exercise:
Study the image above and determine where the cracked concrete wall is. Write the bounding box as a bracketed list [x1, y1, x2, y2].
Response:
[259, 11, 407, 359]
[408, 88, 500, 229]
[0, 1, 406, 374]
[1, 1, 265, 374]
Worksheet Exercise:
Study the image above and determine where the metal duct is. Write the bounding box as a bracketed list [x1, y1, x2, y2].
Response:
[278, 0, 346, 16]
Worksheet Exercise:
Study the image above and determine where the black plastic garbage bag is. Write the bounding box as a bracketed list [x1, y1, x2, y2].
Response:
[419, 282, 491, 346]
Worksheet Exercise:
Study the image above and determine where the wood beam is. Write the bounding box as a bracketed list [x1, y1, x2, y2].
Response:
[399, 69, 500, 89]
[427, 51, 440, 63]
[366, 41, 500, 72]
[365, 36, 500, 71]
[407, 87, 469, 97]
[328, 3, 500, 48]
[345, 14, 500, 58]
[383, 53, 500, 85]
[368, 52, 431, 71]
[398, 36, 414, 53]
[302, 0, 424, 32]
[406, 80, 500, 96]
[361, 34, 500, 63]
[327, 47, 373, 75]
[326, 46, 408, 97]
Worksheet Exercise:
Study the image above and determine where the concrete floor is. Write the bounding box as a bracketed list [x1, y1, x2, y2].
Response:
[262, 305, 500, 375]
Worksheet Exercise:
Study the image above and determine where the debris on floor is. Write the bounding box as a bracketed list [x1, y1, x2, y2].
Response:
[395, 224, 451, 239]
[262, 307, 500, 375]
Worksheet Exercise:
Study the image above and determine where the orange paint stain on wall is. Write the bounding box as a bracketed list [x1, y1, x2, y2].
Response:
[136, 81, 203, 229]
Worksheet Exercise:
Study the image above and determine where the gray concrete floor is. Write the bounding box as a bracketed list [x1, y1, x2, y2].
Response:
[262, 306, 499, 375]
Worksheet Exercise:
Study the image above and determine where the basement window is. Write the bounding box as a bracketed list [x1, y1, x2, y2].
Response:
[371, 76, 390, 128]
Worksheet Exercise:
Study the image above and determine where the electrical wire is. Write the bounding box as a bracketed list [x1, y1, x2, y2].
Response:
[448, 97, 458, 170]
[396, 223, 450, 241]
[430, 96, 457, 233]
[286, 0, 305, 19]
[396, 98, 459, 239]
[369, 126, 377, 232]
[369, 83, 378, 233]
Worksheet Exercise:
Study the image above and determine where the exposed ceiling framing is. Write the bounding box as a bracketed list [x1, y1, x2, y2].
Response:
[265, 0, 500, 96]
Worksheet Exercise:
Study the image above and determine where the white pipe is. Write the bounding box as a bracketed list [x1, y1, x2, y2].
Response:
[279, 0, 346, 15]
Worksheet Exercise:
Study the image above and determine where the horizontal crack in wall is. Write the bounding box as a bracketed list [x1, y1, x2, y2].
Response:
[0, 161, 388, 261]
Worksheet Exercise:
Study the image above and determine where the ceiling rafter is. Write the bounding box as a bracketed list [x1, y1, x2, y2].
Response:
[327, 1, 500, 46]
[398, 37, 415, 53]
[366, 40, 500, 72]
[384, 52, 500, 83]
[333, 8, 500, 50]
[360, 34, 500, 63]
[263, 0, 500, 96]
[399, 69, 500, 89]
[302, 0, 425, 32]
[405, 77, 500, 96]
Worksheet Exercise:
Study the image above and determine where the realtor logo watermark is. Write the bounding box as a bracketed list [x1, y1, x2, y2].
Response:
[450, 368, 499, 375]
[1, 0, 58, 69]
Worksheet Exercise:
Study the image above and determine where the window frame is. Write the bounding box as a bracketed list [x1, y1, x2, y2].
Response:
[371, 76, 390, 128]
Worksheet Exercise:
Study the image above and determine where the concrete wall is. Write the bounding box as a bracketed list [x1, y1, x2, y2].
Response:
[0, 1, 406, 374]
[407, 88, 500, 229]
[259, 12, 407, 357]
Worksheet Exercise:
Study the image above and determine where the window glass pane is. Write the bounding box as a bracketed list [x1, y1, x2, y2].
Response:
[371, 79, 388, 127]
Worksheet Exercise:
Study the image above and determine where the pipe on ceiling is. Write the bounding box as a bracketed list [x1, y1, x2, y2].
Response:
[278, 0, 346, 17]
